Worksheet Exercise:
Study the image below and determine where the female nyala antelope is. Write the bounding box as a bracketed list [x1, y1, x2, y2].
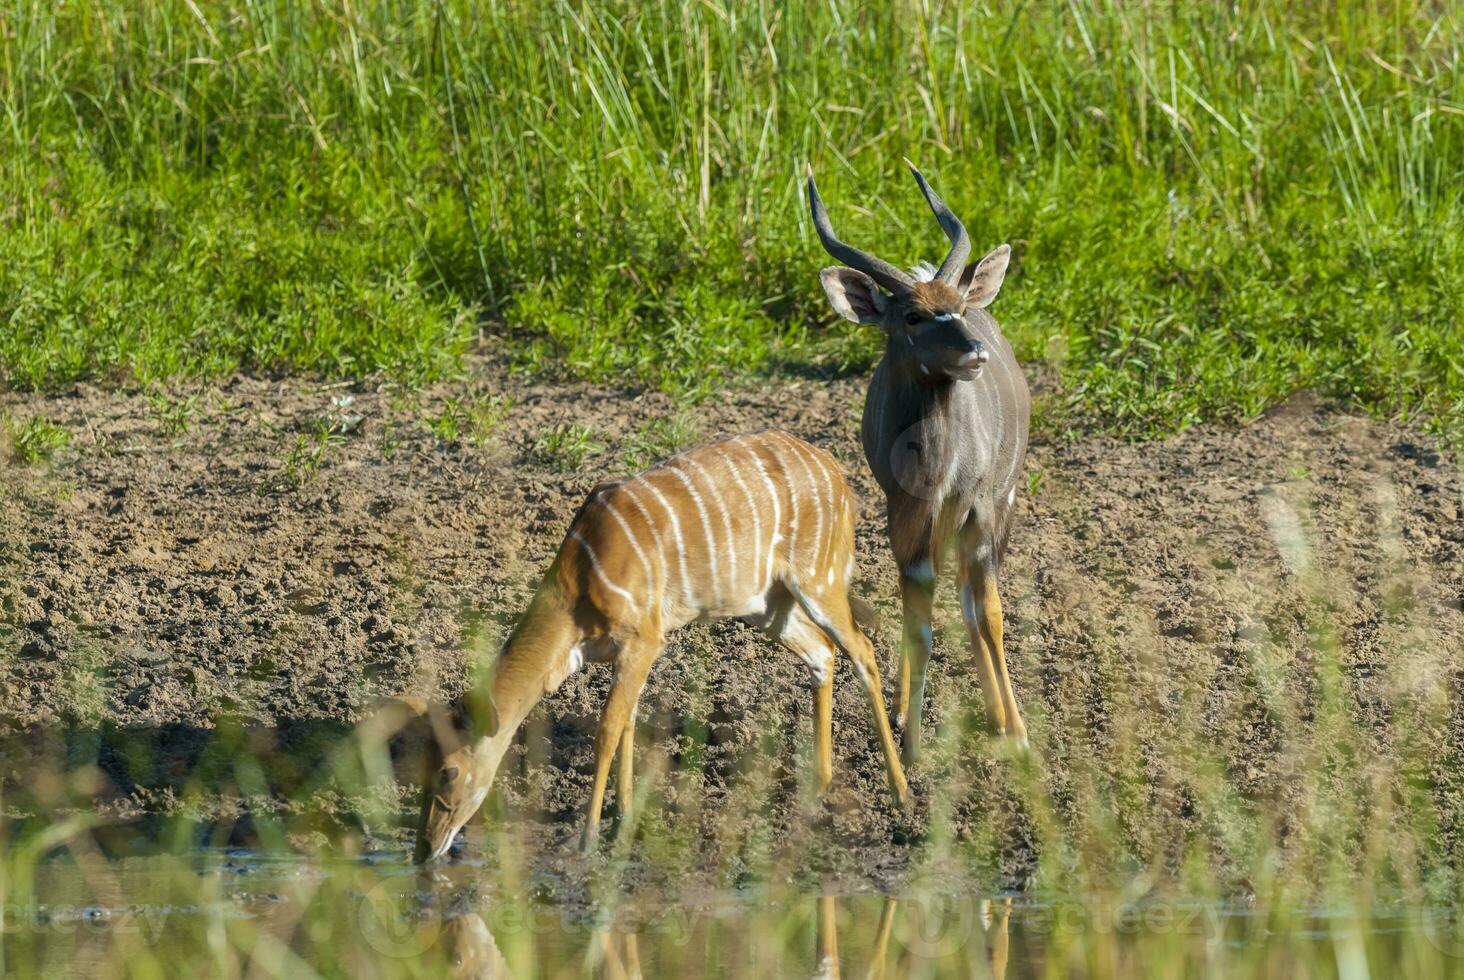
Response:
[808, 163, 1031, 760]
[409, 430, 908, 862]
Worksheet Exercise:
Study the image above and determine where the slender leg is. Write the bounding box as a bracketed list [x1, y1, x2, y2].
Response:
[981, 897, 1012, 980]
[765, 599, 839, 795]
[814, 673, 834, 794]
[964, 553, 1025, 745]
[896, 565, 935, 764]
[622, 933, 642, 980]
[816, 895, 840, 979]
[976, 570, 1026, 746]
[959, 562, 1007, 736]
[887, 497, 936, 763]
[866, 898, 897, 980]
[585, 641, 657, 852]
[792, 586, 908, 805]
[616, 698, 639, 814]
[896, 648, 912, 730]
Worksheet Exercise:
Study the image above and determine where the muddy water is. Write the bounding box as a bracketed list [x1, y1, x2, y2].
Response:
[6, 844, 1457, 978]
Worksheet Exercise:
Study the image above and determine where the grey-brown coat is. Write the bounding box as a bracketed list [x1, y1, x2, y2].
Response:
[809, 163, 1031, 759]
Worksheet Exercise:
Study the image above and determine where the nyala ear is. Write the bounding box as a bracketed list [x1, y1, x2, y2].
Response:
[365, 695, 474, 751]
[820, 267, 888, 325]
[458, 684, 500, 738]
[959, 244, 1011, 310]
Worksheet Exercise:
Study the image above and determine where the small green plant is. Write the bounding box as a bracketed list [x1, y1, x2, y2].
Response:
[259, 425, 344, 493]
[148, 390, 204, 437]
[425, 393, 513, 447]
[3, 415, 71, 464]
[529, 423, 603, 472]
[621, 412, 701, 470]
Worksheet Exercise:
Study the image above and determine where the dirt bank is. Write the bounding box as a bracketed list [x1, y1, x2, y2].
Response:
[2, 363, 1461, 891]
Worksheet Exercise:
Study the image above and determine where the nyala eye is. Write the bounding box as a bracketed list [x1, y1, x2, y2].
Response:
[904, 313, 921, 326]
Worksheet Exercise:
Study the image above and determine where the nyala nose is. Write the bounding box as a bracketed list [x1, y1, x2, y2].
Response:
[957, 343, 989, 367]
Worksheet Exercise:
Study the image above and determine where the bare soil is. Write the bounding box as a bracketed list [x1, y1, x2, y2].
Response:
[2, 361, 1461, 895]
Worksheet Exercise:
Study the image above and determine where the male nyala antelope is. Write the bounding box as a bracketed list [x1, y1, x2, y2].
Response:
[408, 430, 908, 862]
[808, 162, 1031, 760]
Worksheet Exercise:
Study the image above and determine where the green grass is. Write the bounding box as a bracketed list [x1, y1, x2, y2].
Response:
[2, 414, 70, 465]
[1, 2, 1460, 437]
[424, 392, 513, 447]
[257, 425, 344, 494]
[621, 412, 702, 471]
[530, 423, 605, 472]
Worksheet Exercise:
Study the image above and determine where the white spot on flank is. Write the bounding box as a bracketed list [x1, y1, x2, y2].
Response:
[826, 567, 835, 586]
[568, 530, 638, 610]
[905, 560, 934, 584]
[1008, 486, 1016, 507]
[567, 643, 585, 673]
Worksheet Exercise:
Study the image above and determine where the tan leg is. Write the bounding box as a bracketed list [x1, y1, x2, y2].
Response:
[585, 643, 657, 852]
[793, 587, 908, 805]
[982, 897, 1012, 980]
[866, 898, 897, 980]
[896, 649, 912, 730]
[959, 563, 1008, 736]
[616, 699, 638, 814]
[621, 933, 642, 980]
[816, 895, 840, 980]
[598, 930, 628, 980]
[967, 563, 1025, 745]
[765, 602, 839, 795]
[814, 673, 834, 794]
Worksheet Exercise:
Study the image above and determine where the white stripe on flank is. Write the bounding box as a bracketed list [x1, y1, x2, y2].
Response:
[618, 483, 667, 596]
[599, 498, 654, 594]
[737, 437, 783, 592]
[799, 443, 839, 576]
[665, 466, 720, 598]
[682, 456, 738, 600]
[568, 530, 638, 610]
[639, 478, 694, 605]
[719, 446, 762, 597]
[775, 433, 821, 575]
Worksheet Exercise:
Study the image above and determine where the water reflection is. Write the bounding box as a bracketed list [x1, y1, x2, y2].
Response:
[441, 911, 511, 979]
[422, 889, 1015, 979]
